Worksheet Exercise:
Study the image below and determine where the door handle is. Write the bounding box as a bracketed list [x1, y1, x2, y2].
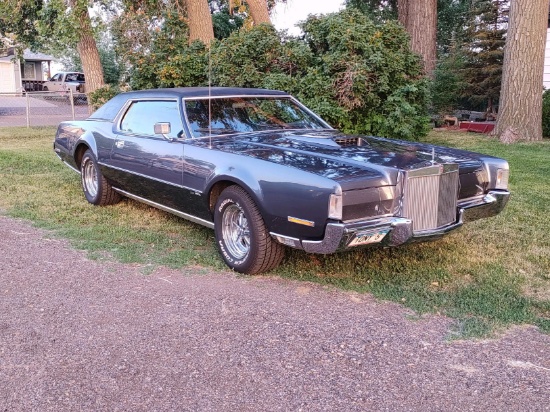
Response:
[115, 140, 124, 149]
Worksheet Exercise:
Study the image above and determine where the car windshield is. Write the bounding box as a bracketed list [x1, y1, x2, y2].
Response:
[184, 96, 329, 137]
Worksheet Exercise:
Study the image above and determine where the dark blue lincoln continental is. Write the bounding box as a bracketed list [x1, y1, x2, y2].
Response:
[53, 87, 510, 274]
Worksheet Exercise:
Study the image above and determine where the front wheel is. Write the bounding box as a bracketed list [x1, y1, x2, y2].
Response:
[214, 186, 284, 274]
[80, 149, 121, 206]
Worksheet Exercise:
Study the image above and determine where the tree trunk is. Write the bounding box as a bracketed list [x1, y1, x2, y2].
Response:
[492, 0, 548, 142]
[397, 0, 408, 27]
[398, 0, 437, 77]
[185, 0, 215, 46]
[69, 0, 105, 95]
[246, 0, 271, 25]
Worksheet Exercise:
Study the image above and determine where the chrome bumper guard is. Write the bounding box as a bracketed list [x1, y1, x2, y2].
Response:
[272, 190, 510, 254]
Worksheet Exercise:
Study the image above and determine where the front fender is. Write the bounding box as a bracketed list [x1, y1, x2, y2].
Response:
[205, 161, 338, 239]
[205, 170, 264, 215]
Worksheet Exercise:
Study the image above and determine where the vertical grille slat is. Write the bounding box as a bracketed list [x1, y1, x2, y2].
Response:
[437, 171, 459, 227]
[402, 165, 459, 233]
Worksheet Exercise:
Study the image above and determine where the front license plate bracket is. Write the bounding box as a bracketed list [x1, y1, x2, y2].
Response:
[348, 230, 389, 247]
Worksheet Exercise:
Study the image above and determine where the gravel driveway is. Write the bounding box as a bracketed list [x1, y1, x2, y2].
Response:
[0, 215, 548, 411]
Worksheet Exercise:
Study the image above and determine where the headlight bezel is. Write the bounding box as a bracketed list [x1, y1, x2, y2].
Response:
[328, 193, 343, 220]
[495, 168, 510, 190]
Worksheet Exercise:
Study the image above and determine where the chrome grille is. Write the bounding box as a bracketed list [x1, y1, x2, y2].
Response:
[402, 165, 459, 233]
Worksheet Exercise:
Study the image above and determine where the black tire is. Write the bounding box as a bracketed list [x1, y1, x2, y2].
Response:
[80, 149, 121, 206]
[214, 185, 285, 274]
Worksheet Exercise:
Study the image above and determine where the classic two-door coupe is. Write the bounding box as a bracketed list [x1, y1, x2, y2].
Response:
[53, 87, 510, 274]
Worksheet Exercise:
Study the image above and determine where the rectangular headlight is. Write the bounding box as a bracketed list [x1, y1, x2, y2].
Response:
[495, 168, 509, 190]
[328, 194, 343, 220]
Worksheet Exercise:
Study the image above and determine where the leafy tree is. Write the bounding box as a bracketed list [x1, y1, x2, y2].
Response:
[124, 11, 208, 90]
[345, 0, 472, 58]
[345, 1, 438, 77]
[344, 0, 397, 21]
[461, 0, 507, 114]
[0, 0, 106, 94]
[209, 1, 245, 39]
[59, 35, 121, 86]
[0, 0, 44, 52]
[128, 9, 429, 140]
[299, 10, 429, 138]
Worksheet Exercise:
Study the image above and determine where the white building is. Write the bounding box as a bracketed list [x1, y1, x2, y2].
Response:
[545, 24, 550, 89]
[0, 47, 54, 94]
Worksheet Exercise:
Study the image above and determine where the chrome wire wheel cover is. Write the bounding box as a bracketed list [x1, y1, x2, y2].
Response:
[221, 204, 251, 260]
[82, 158, 98, 198]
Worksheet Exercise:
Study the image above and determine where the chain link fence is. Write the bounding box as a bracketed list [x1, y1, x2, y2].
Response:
[0, 91, 90, 128]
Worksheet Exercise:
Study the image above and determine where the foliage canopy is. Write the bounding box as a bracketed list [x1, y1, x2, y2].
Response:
[128, 9, 430, 140]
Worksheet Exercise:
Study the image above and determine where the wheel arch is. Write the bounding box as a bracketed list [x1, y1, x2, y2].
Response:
[206, 176, 266, 220]
[73, 133, 98, 169]
[74, 143, 90, 170]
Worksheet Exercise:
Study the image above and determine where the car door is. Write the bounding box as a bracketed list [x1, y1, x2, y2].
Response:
[109, 99, 187, 211]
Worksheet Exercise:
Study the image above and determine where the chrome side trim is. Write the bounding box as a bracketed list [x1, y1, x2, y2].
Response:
[113, 188, 215, 229]
[63, 160, 81, 174]
[97, 162, 203, 194]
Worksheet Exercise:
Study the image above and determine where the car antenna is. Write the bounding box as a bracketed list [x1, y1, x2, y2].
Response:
[208, 45, 212, 149]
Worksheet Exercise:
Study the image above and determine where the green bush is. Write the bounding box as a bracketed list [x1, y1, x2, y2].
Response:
[542, 89, 550, 138]
[127, 10, 431, 140]
[88, 85, 121, 111]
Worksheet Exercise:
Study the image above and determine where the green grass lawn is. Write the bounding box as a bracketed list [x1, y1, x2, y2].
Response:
[1, 126, 549, 338]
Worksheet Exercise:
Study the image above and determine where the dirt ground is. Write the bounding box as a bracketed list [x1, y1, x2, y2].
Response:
[0, 214, 548, 411]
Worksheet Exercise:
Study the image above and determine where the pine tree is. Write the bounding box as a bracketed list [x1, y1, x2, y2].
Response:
[461, 0, 507, 115]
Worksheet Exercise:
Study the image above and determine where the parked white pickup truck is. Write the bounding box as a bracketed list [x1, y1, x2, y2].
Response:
[43, 72, 85, 94]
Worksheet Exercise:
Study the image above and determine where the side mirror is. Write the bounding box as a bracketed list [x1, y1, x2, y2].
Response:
[154, 122, 171, 135]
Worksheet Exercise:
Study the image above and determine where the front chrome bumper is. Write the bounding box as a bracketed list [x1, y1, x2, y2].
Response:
[271, 190, 510, 254]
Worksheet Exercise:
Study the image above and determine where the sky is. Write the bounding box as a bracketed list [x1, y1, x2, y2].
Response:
[271, 0, 346, 35]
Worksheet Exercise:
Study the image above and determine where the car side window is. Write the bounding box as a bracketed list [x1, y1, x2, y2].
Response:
[120, 100, 183, 139]
[51, 74, 61, 81]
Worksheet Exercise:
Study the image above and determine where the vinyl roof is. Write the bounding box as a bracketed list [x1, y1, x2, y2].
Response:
[89, 87, 289, 121]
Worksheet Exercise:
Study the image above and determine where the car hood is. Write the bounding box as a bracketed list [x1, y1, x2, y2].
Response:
[207, 130, 483, 190]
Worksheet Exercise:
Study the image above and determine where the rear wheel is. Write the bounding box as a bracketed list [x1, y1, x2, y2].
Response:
[214, 185, 284, 274]
[80, 149, 121, 206]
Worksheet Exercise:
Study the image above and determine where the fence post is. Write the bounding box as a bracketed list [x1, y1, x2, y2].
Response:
[25, 92, 30, 128]
[70, 89, 75, 120]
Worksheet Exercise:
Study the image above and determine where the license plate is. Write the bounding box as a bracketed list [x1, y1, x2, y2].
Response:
[348, 230, 389, 247]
